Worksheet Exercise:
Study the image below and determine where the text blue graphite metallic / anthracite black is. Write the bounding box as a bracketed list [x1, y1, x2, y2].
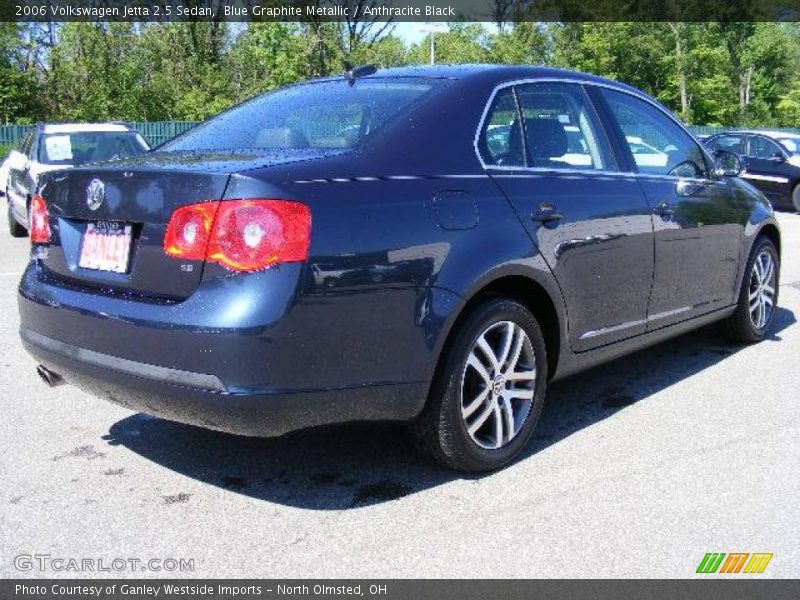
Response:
[18, 66, 781, 471]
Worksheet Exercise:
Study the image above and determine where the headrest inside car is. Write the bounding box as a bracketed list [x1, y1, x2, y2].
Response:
[525, 118, 568, 158]
[255, 128, 305, 148]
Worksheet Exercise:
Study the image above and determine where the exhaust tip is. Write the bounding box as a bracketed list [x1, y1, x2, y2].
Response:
[37, 364, 65, 388]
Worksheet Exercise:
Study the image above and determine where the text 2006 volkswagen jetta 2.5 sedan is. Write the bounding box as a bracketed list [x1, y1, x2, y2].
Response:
[19, 66, 781, 471]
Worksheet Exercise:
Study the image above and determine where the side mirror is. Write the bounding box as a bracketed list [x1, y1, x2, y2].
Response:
[714, 150, 742, 178]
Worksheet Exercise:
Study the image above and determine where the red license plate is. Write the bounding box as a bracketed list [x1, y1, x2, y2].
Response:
[78, 222, 132, 273]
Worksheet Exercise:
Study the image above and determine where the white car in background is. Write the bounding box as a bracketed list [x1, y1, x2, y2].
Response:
[3, 123, 149, 237]
[0, 160, 9, 199]
[625, 135, 669, 168]
[561, 125, 594, 167]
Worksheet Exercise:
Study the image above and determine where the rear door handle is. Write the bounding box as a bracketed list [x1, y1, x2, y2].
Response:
[531, 203, 562, 223]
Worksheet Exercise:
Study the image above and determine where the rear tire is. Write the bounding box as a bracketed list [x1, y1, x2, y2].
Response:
[792, 183, 800, 213]
[725, 236, 779, 343]
[411, 298, 548, 472]
[7, 200, 26, 238]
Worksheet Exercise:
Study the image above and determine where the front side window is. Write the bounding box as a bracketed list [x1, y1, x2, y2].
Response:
[707, 134, 743, 154]
[747, 136, 784, 159]
[776, 137, 800, 155]
[601, 88, 709, 179]
[477, 88, 524, 167]
[165, 79, 441, 152]
[516, 83, 613, 171]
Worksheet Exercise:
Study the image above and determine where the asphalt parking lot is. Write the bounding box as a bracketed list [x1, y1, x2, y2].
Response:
[1, 212, 799, 579]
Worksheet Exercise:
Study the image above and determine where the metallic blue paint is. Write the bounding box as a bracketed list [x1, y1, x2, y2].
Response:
[18, 66, 780, 437]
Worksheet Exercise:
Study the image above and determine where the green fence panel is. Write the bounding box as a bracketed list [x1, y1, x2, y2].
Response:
[131, 121, 197, 146]
[0, 124, 35, 148]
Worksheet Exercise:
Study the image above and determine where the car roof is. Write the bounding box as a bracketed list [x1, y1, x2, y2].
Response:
[314, 64, 644, 95]
[39, 123, 132, 134]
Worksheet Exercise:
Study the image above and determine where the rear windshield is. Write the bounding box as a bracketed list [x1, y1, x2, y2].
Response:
[39, 132, 149, 166]
[164, 78, 442, 152]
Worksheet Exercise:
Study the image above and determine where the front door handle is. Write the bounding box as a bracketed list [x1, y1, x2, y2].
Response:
[654, 201, 674, 217]
[531, 203, 562, 223]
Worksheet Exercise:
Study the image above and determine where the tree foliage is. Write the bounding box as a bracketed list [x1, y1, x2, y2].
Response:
[3, 21, 800, 128]
[0, 22, 40, 123]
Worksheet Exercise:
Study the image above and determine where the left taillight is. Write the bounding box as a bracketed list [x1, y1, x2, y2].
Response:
[163, 202, 218, 260]
[163, 199, 311, 272]
[29, 194, 51, 245]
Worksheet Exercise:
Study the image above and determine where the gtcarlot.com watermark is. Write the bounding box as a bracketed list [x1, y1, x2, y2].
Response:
[14, 553, 194, 573]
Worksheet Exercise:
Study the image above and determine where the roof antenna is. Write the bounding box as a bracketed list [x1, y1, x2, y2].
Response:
[344, 63, 377, 86]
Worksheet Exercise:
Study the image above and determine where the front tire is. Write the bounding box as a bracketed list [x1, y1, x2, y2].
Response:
[411, 298, 548, 472]
[725, 236, 779, 343]
[792, 183, 800, 213]
[7, 199, 26, 238]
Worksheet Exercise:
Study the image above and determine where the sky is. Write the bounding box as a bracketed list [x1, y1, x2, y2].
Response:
[392, 22, 445, 45]
[392, 22, 498, 46]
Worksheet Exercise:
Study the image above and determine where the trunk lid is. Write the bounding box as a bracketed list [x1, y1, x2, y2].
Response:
[36, 150, 332, 300]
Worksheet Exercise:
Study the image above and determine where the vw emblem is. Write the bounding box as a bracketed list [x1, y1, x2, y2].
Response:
[86, 179, 105, 211]
[493, 374, 506, 396]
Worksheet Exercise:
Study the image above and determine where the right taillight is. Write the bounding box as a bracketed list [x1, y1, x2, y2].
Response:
[163, 199, 311, 272]
[29, 194, 51, 245]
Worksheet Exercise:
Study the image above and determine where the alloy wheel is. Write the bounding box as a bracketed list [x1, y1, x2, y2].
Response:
[460, 321, 537, 450]
[749, 250, 776, 330]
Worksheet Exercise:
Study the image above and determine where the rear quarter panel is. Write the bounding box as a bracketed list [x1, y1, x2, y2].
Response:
[229, 164, 548, 387]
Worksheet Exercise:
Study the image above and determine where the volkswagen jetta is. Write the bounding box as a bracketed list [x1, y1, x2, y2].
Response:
[19, 66, 781, 471]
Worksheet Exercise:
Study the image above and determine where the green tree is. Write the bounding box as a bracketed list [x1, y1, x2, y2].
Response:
[47, 23, 147, 121]
[348, 34, 408, 68]
[552, 23, 671, 98]
[226, 23, 306, 103]
[407, 24, 490, 65]
[489, 22, 550, 65]
[3, 19, 800, 130]
[0, 23, 40, 124]
[134, 22, 233, 120]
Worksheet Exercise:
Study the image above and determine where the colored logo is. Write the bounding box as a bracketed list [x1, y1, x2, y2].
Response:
[696, 552, 773, 574]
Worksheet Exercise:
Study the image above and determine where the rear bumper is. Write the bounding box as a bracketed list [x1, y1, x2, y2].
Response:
[17, 261, 447, 436]
[22, 325, 427, 437]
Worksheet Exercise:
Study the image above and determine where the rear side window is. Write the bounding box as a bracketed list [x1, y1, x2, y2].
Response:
[477, 88, 524, 167]
[601, 88, 710, 178]
[165, 79, 441, 152]
[515, 82, 614, 171]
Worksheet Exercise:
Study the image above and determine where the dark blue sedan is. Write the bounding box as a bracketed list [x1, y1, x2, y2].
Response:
[19, 65, 781, 471]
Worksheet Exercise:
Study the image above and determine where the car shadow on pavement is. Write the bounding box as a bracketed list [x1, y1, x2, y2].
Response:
[103, 306, 795, 511]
